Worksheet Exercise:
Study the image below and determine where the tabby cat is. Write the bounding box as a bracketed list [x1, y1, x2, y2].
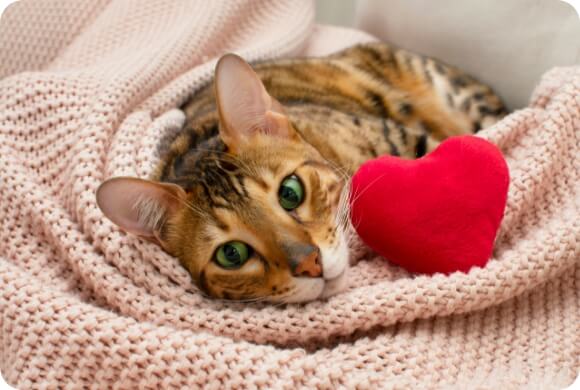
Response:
[97, 43, 506, 303]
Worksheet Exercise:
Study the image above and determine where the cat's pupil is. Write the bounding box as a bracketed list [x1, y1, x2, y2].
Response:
[224, 244, 240, 261]
[281, 187, 298, 202]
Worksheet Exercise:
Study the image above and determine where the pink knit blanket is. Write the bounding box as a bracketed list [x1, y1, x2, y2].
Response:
[1, 1, 578, 388]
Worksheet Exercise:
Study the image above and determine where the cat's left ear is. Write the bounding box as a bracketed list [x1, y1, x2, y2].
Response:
[96, 177, 186, 247]
[214, 53, 297, 151]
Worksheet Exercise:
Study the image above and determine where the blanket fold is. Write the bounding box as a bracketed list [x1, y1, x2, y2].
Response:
[0, 1, 578, 388]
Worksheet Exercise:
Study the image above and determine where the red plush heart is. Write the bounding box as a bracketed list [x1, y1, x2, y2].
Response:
[350, 135, 509, 274]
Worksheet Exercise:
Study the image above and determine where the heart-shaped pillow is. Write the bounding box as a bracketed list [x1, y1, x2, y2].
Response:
[350, 135, 509, 275]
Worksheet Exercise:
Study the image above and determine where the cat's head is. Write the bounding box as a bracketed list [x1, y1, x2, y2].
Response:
[97, 54, 351, 303]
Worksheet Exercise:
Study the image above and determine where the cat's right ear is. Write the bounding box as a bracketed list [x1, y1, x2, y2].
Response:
[214, 53, 297, 152]
[96, 177, 186, 245]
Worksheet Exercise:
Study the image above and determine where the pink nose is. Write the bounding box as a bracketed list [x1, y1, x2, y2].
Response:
[293, 250, 322, 278]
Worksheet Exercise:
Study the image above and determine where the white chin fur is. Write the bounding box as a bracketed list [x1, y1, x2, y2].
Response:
[283, 278, 325, 303]
[320, 266, 349, 299]
[319, 234, 350, 299]
[320, 231, 349, 279]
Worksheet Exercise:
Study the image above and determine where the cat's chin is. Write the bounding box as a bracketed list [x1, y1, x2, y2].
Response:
[320, 266, 349, 299]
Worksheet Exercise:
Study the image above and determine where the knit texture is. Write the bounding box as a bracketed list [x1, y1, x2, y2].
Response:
[0, 1, 578, 388]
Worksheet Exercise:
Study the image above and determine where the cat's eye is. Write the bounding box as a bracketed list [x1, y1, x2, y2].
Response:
[278, 175, 304, 210]
[215, 241, 250, 269]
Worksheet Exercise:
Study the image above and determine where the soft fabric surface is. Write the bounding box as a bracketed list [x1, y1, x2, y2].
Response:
[0, 1, 578, 388]
[350, 136, 510, 275]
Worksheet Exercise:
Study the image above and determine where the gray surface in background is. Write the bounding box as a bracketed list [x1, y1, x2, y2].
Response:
[315, 0, 357, 26]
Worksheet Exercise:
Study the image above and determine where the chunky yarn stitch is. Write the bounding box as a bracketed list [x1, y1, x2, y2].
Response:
[0, 1, 578, 388]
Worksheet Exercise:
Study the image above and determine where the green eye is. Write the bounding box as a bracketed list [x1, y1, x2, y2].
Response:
[215, 241, 250, 269]
[278, 175, 304, 210]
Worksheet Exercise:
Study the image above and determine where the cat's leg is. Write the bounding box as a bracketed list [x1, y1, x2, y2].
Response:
[336, 43, 508, 139]
[404, 46, 508, 132]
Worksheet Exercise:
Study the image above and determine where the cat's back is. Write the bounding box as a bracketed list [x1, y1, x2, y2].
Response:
[157, 43, 505, 181]
[184, 43, 416, 124]
[183, 42, 505, 138]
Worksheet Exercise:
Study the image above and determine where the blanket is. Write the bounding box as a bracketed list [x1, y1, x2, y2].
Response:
[0, 1, 578, 388]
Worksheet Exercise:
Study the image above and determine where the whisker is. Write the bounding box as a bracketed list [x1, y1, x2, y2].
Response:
[348, 172, 387, 208]
[271, 298, 291, 308]
[163, 191, 208, 219]
[198, 291, 271, 304]
[326, 159, 351, 182]
[333, 177, 352, 235]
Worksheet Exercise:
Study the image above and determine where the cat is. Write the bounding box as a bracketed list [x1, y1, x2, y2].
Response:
[96, 42, 506, 303]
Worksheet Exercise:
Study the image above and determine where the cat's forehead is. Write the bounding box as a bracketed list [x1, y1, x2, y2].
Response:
[177, 151, 286, 208]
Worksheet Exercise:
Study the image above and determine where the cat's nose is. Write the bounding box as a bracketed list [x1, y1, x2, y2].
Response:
[293, 248, 322, 278]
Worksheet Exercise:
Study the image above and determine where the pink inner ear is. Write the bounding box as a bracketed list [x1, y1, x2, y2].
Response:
[216, 54, 270, 136]
[264, 110, 293, 138]
[96, 177, 182, 238]
[215, 54, 291, 144]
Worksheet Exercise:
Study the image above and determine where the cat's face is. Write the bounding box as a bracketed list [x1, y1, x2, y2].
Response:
[97, 54, 351, 303]
[166, 134, 350, 303]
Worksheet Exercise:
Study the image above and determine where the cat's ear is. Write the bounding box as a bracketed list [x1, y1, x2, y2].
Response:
[214, 53, 296, 151]
[96, 177, 186, 245]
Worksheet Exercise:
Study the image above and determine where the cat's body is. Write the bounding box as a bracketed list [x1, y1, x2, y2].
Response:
[163, 43, 505, 180]
[97, 43, 506, 303]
